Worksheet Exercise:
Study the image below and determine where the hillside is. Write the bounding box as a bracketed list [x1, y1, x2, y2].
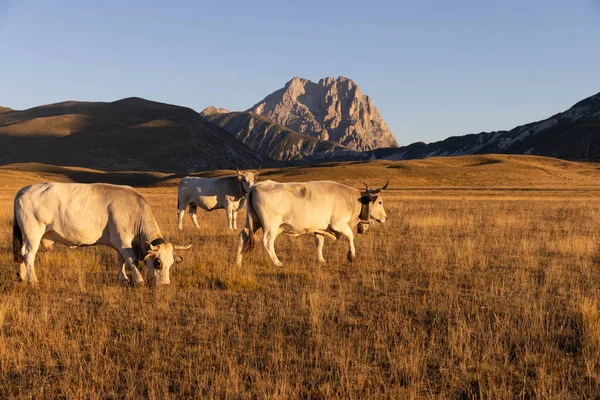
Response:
[0, 98, 275, 173]
[201, 109, 354, 161]
[3, 154, 600, 190]
[247, 76, 398, 151]
[364, 91, 600, 162]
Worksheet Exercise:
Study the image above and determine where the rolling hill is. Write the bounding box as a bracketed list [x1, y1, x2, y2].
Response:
[0, 98, 275, 173]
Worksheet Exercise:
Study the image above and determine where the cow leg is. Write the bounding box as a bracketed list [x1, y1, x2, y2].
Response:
[263, 228, 283, 267]
[123, 249, 144, 285]
[18, 222, 45, 284]
[116, 254, 129, 283]
[235, 218, 260, 266]
[314, 233, 327, 263]
[232, 209, 239, 230]
[225, 202, 235, 230]
[189, 204, 200, 229]
[112, 243, 144, 285]
[235, 231, 246, 266]
[23, 241, 41, 284]
[177, 207, 186, 230]
[332, 223, 356, 262]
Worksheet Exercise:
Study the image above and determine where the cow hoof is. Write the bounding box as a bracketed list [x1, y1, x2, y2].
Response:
[16, 272, 24, 282]
[347, 252, 355, 262]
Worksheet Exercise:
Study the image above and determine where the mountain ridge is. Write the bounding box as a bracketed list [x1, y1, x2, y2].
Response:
[335, 91, 600, 163]
[201, 108, 354, 161]
[247, 76, 398, 151]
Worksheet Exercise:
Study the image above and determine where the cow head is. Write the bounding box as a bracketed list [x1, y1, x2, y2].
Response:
[362, 181, 389, 223]
[236, 166, 260, 193]
[144, 241, 192, 287]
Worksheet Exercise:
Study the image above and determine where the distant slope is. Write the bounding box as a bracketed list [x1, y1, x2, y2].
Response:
[258, 154, 600, 188]
[201, 109, 354, 161]
[363, 91, 600, 162]
[0, 106, 12, 114]
[4, 154, 600, 190]
[247, 76, 398, 151]
[0, 98, 275, 173]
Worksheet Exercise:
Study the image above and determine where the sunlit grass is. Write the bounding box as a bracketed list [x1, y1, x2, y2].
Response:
[1, 161, 600, 397]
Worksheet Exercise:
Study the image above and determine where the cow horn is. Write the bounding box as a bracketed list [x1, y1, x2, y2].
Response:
[255, 165, 262, 175]
[363, 182, 370, 192]
[236, 167, 241, 175]
[173, 241, 194, 250]
[371, 180, 389, 194]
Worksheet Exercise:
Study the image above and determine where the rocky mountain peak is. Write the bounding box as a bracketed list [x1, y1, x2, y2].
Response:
[200, 106, 231, 117]
[247, 76, 398, 151]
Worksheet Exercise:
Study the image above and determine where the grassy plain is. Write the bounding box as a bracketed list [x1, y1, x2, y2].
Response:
[1, 155, 600, 398]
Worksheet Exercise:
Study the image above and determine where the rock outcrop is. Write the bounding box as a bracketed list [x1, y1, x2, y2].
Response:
[200, 106, 230, 116]
[202, 108, 353, 162]
[247, 76, 398, 151]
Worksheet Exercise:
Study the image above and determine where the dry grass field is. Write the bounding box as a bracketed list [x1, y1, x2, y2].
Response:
[2, 155, 600, 398]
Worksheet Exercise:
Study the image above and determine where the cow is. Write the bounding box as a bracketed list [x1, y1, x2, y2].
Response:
[177, 168, 259, 231]
[235, 180, 389, 267]
[12, 182, 192, 286]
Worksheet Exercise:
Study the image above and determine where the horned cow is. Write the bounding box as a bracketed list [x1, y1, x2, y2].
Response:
[13, 182, 191, 286]
[236, 180, 389, 266]
[177, 168, 259, 231]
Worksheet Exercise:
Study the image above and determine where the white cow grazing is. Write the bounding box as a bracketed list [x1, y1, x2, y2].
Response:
[13, 182, 192, 286]
[177, 168, 259, 231]
[236, 180, 389, 266]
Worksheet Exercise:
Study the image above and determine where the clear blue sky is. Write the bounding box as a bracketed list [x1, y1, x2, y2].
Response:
[1, 0, 599, 146]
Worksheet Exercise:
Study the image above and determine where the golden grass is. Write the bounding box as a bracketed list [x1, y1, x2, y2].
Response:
[1, 157, 600, 397]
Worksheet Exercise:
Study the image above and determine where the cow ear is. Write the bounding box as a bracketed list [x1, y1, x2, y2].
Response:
[143, 253, 153, 262]
[369, 194, 378, 203]
[174, 255, 183, 263]
[237, 175, 243, 181]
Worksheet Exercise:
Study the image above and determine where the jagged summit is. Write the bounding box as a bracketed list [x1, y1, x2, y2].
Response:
[247, 76, 398, 151]
[200, 106, 231, 117]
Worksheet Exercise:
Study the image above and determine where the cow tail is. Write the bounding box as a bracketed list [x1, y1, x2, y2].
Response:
[13, 213, 23, 263]
[177, 188, 184, 211]
[242, 188, 256, 253]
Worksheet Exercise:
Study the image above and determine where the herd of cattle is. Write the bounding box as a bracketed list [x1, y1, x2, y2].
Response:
[12, 169, 389, 286]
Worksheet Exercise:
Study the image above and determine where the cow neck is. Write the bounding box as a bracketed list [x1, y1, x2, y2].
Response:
[139, 208, 163, 250]
[359, 192, 372, 221]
